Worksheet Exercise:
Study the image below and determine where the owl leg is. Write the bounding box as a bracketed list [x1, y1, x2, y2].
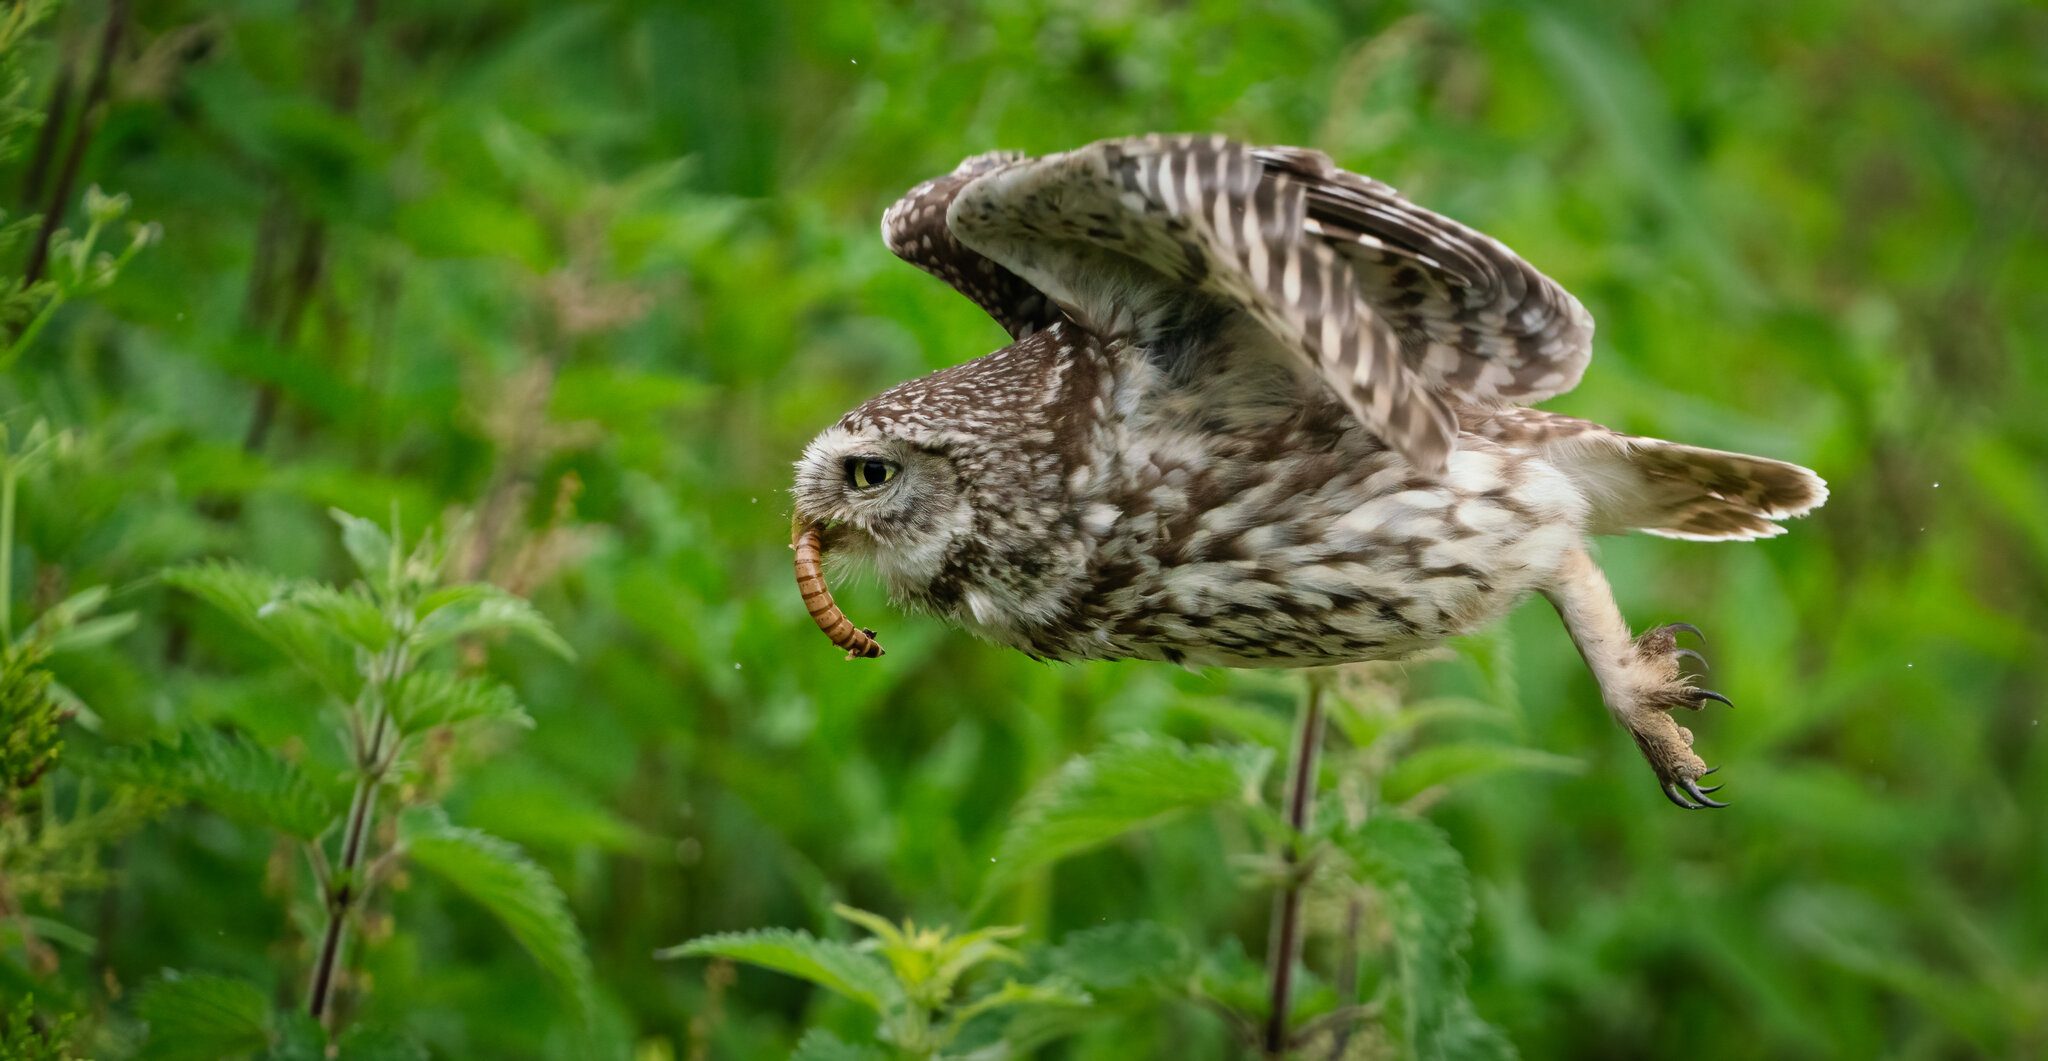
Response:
[1541, 547, 1733, 810]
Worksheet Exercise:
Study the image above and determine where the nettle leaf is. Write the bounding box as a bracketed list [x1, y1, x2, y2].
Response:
[90, 729, 336, 841]
[330, 508, 395, 586]
[658, 928, 905, 1017]
[330, 1025, 430, 1061]
[25, 583, 140, 655]
[388, 669, 532, 735]
[1380, 743, 1583, 805]
[136, 972, 273, 1060]
[399, 808, 595, 1018]
[264, 581, 394, 653]
[162, 562, 356, 699]
[1039, 921, 1194, 994]
[982, 736, 1272, 898]
[1336, 813, 1514, 1061]
[788, 1029, 886, 1061]
[412, 586, 573, 660]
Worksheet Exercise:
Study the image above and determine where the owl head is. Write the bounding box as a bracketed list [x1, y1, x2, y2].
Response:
[789, 415, 976, 603]
[789, 329, 1087, 646]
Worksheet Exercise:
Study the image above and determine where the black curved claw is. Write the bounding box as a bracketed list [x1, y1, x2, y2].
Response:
[1674, 647, 1708, 670]
[1702, 766, 1720, 777]
[1662, 782, 1701, 810]
[1695, 689, 1734, 708]
[1666, 622, 1706, 645]
[1682, 778, 1729, 808]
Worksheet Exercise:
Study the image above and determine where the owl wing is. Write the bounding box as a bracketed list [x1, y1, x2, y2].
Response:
[941, 134, 1595, 472]
[881, 151, 1066, 340]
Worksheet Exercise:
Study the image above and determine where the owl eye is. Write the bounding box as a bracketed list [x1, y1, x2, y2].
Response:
[845, 456, 899, 490]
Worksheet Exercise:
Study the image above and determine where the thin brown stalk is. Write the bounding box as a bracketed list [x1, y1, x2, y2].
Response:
[22, 0, 127, 286]
[306, 704, 391, 1027]
[1264, 672, 1329, 1056]
[18, 53, 73, 209]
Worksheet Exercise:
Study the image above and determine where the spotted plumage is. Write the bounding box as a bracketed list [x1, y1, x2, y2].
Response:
[794, 135, 1827, 810]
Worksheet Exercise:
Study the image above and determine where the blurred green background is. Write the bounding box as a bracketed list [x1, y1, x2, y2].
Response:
[3, 0, 2045, 1056]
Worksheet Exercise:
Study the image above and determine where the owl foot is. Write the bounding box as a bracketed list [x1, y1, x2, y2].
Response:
[1621, 623, 1733, 810]
[1541, 550, 1742, 812]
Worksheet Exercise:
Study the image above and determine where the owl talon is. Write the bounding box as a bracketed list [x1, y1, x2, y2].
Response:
[1693, 688, 1732, 708]
[1665, 622, 1706, 645]
[1674, 647, 1708, 671]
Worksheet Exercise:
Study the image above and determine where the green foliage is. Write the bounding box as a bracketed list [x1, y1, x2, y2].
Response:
[1337, 814, 1513, 1061]
[87, 729, 335, 841]
[0, 642, 63, 800]
[0, 0, 2040, 1058]
[983, 736, 1273, 898]
[667, 905, 1088, 1059]
[0, 995, 78, 1061]
[663, 928, 903, 1017]
[135, 973, 271, 1060]
[398, 807, 596, 1019]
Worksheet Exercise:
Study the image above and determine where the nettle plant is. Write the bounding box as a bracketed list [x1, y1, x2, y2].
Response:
[670, 666, 1570, 1060]
[121, 511, 590, 1057]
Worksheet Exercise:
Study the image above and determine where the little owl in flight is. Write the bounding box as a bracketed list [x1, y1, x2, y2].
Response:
[791, 135, 1826, 810]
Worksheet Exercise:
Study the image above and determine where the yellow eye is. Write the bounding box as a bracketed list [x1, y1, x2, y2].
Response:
[845, 457, 899, 490]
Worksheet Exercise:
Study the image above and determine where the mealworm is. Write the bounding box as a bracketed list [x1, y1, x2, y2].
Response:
[792, 520, 884, 660]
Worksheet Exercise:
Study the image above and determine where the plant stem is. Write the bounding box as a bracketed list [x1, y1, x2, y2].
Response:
[1264, 670, 1329, 1057]
[307, 693, 393, 1027]
[22, 0, 126, 287]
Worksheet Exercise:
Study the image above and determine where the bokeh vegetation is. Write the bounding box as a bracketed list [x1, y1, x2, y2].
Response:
[1, 0, 2044, 1057]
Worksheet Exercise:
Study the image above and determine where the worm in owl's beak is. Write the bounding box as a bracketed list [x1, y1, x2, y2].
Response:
[791, 517, 885, 660]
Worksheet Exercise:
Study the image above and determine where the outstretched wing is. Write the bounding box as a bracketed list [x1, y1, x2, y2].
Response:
[943, 134, 1595, 472]
[880, 151, 1064, 340]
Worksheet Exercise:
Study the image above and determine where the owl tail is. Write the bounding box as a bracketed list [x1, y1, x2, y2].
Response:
[1578, 437, 1828, 541]
[1467, 409, 1828, 541]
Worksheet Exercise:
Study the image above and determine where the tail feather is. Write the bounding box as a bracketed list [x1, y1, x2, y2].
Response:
[1463, 408, 1828, 541]
[1623, 440, 1829, 541]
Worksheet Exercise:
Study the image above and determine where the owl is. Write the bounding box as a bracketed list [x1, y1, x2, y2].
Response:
[791, 135, 1826, 810]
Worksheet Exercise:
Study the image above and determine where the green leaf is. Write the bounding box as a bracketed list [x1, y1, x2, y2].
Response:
[659, 928, 905, 1016]
[330, 508, 395, 589]
[264, 581, 394, 652]
[788, 1029, 885, 1061]
[23, 584, 139, 654]
[399, 808, 596, 1018]
[947, 976, 1091, 1030]
[982, 736, 1271, 898]
[330, 1026, 429, 1061]
[1380, 743, 1583, 805]
[2, 993, 78, 1061]
[1335, 814, 1514, 1061]
[412, 585, 573, 660]
[136, 972, 272, 1061]
[162, 562, 356, 699]
[1039, 921, 1193, 994]
[88, 729, 336, 841]
[387, 670, 532, 735]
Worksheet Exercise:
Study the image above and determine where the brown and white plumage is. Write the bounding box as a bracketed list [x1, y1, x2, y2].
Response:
[801, 135, 1827, 810]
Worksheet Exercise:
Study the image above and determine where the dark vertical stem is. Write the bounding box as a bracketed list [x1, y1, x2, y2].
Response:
[307, 708, 389, 1027]
[241, 219, 327, 453]
[18, 54, 74, 208]
[239, 0, 373, 456]
[1265, 672, 1328, 1056]
[22, 0, 127, 286]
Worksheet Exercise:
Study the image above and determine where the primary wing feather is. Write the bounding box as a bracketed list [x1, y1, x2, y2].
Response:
[1254, 146, 1594, 405]
[880, 151, 1064, 340]
[916, 134, 1595, 471]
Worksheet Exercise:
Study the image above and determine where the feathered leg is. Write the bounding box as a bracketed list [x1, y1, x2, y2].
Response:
[1542, 547, 1733, 809]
